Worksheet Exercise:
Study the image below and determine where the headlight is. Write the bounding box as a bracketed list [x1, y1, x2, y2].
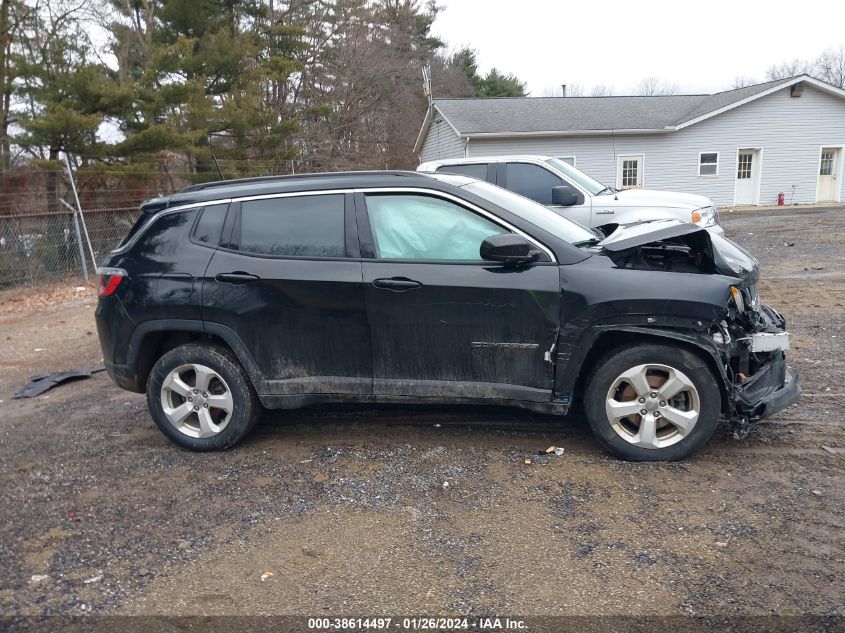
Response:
[730, 286, 745, 313]
[691, 205, 718, 227]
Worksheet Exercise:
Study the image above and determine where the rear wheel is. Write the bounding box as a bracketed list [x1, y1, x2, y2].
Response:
[147, 343, 260, 450]
[584, 343, 721, 461]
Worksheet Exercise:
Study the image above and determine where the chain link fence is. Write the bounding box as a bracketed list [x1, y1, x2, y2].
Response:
[0, 160, 289, 289]
[0, 206, 140, 288]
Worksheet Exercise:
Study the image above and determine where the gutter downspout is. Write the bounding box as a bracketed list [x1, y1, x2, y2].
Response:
[464, 136, 470, 158]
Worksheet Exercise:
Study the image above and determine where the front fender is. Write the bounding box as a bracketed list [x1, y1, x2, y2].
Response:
[554, 324, 729, 408]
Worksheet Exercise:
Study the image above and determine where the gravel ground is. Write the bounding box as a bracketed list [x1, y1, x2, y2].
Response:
[0, 206, 843, 624]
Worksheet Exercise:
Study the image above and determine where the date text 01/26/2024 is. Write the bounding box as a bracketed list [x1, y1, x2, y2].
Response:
[307, 617, 528, 630]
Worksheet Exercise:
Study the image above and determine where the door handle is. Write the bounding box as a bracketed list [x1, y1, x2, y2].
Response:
[215, 272, 260, 284]
[372, 277, 422, 291]
[595, 209, 615, 215]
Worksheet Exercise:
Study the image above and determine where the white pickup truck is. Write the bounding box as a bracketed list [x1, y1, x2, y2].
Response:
[417, 155, 721, 233]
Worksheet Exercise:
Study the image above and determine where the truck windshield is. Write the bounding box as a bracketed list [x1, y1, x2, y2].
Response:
[462, 180, 598, 245]
[545, 158, 610, 196]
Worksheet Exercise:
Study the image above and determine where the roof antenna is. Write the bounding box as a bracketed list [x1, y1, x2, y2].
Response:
[610, 127, 619, 199]
[208, 138, 225, 180]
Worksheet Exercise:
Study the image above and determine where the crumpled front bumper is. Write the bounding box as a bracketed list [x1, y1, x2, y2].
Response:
[725, 301, 801, 437]
[734, 353, 801, 420]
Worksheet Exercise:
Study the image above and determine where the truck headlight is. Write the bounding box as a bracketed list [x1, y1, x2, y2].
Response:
[691, 205, 718, 227]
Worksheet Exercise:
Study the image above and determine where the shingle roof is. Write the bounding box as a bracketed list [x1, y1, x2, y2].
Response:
[432, 77, 795, 135]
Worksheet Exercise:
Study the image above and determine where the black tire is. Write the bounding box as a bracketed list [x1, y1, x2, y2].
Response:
[584, 343, 721, 461]
[146, 343, 261, 451]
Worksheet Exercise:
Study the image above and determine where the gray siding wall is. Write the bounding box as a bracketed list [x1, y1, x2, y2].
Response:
[419, 113, 465, 162]
[467, 85, 845, 206]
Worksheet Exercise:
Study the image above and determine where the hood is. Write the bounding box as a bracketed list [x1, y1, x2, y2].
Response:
[597, 219, 759, 284]
[597, 219, 705, 252]
[709, 231, 759, 286]
[610, 188, 712, 209]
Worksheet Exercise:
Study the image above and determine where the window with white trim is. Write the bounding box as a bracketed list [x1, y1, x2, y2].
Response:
[698, 152, 719, 176]
[820, 150, 834, 176]
[621, 160, 639, 188]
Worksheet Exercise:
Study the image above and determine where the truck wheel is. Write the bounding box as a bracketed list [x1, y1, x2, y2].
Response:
[584, 343, 721, 461]
[147, 343, 260, 451]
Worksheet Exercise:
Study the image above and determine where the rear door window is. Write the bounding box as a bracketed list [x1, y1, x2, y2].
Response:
[505, 163, 563, 204]
[236, 194, 345, 257]
[435, 163, 489, 180]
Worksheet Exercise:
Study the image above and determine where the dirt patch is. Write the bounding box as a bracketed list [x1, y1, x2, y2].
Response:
[0, 281, 101, 399]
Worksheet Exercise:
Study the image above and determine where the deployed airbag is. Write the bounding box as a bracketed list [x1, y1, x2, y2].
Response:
[367, 194, 503, 260]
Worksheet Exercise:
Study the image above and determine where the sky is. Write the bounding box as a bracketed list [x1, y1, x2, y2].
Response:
[431, 0, 845, 96]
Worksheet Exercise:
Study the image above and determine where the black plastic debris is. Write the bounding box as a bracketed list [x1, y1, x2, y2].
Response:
[13, 366, 105, 399]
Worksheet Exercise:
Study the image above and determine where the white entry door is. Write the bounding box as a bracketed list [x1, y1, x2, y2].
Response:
[616, 155, 643, 189]
[734, 149, 761, 205]
[818, 148, 841, 201]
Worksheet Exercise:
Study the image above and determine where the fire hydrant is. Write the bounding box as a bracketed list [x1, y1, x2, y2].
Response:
[777, 192, 785, 206]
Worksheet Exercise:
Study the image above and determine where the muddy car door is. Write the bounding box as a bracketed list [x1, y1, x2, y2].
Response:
[202, 192, 371, 396]
[357, 191, 560, 402]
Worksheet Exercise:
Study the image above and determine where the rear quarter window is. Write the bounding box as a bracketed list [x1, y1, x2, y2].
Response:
[132, 210, 198, 258]
[117, 213, 151, 248]
[192, 203, 229, 246]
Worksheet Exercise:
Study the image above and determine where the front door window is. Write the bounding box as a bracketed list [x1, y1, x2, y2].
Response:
[365, 194, 505, 261]
[737, 153, 753, 179]
[505, 162, 563, 204]
[820, 151, 834, 176]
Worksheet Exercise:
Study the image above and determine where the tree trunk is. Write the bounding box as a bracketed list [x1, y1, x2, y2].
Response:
[0, 0, 11, 170]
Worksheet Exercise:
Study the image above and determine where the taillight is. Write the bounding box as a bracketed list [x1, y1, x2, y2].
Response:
[97, 267, 127, 297]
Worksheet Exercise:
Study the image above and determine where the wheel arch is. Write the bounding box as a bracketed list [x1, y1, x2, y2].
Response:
[127, 320, 265, 393]
[568, 327, 729, 414]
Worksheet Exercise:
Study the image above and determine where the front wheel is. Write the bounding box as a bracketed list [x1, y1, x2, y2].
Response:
[147, 343, 261, 451]
[584, 343, 721, 461]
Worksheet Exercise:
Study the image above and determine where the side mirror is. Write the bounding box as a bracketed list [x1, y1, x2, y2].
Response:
[480, 233, 541, 265]
[551, 184, 579, 206]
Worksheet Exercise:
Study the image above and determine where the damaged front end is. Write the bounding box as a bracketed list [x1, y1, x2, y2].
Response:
[712, 282, 801, 439]
[600, 221, 801, 438]
[706, 231, 801, 437]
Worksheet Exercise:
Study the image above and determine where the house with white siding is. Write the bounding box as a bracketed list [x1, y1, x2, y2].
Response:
[413, 75, 845, 207]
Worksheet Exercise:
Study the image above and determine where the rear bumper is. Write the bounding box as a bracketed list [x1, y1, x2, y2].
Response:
[104, 360, 144, 393]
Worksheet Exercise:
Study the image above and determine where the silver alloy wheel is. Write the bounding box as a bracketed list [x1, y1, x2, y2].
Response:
[604, 363, 700, 449]
[160, 363, 234, 438]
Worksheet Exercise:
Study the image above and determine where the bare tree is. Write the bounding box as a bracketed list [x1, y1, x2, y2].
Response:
[590, 83, 613, 96]
[540, 83, 583, 97]
[765, 58, 813, 80]
[634, 76, 679, 96]
[731, 75, 758, 89]
[816, 45, 845, 88]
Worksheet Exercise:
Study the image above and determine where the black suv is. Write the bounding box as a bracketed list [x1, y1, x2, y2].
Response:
[95, 171, 799, 460]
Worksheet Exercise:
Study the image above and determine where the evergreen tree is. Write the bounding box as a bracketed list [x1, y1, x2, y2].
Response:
[449, 47, 526, 97]
[109, 0, 303, 180]
[12, 1, 119, 208]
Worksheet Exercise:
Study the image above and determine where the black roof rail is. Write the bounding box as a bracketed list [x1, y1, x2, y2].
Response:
[179, 170, 419, 193]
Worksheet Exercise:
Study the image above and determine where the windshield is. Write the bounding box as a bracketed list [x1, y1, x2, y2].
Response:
[545, 158, 610, 196]
[462, 180, 598, 245]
